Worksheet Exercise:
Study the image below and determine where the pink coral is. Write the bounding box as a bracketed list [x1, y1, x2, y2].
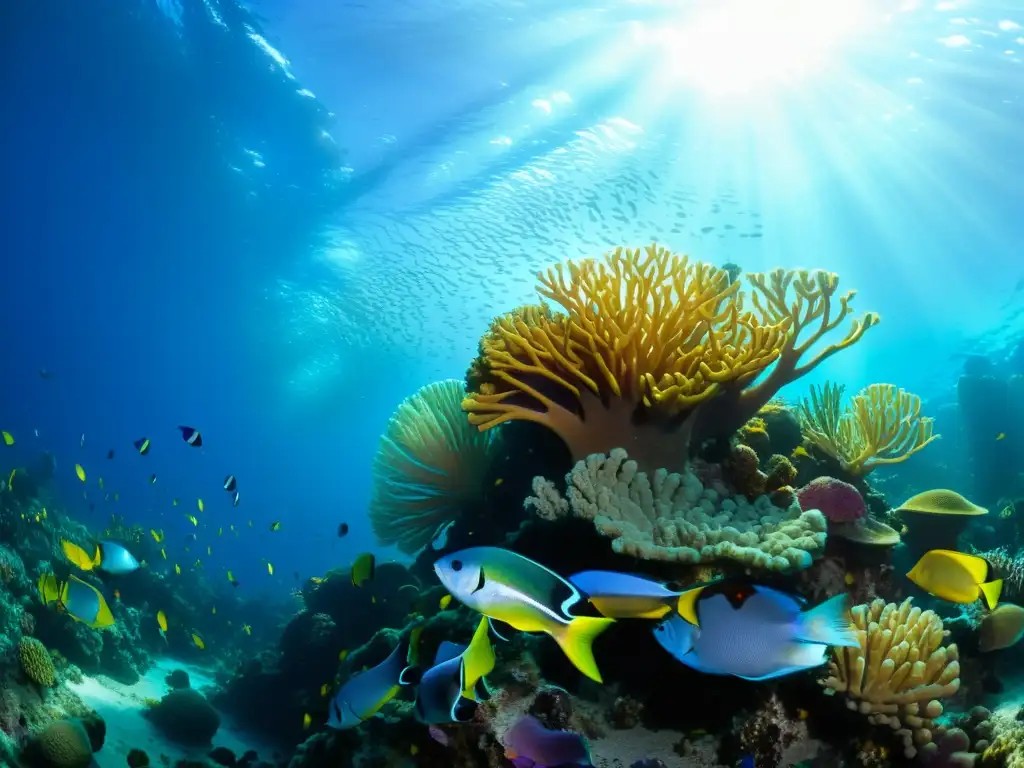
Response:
[796, 476, 865, 523]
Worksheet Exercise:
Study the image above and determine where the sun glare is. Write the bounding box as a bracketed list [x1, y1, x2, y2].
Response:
[636, 0, 878, 95]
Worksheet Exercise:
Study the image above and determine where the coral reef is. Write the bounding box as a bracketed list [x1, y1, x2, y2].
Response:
[527, 447, 827, 570]
[820, 597, 961, 758]
[463, 245, 876, 472]
[19, 637, 56, 688]
[799, 381, 939, 476]
[145, 688, 221, 745]
[370, 379, 499, 554]
[21, 719, 95, 768]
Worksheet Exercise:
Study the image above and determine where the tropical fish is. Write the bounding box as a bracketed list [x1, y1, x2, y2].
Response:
[431, 521, 455, 551]
[228, 571, 240, 587]
[907, 549, 1002, 609]
[326, 633, 420, 729]
[157, 610, 168, 641]
[149, 474, 157, 484]
[197, 499, 204, 513]
[62, 540, 140, 574]
[37, 572, 116, 630]
[150, 529, 164, 543]
[80, 433, 85, 448]
[134, 438, 151, 455]
[434, 547, 614, 682]
[337, 522, 349, 538]
[160, 547, 167, 560]
[232, 491, 240, 507]
[414, 617, 495, 724]
[302, 713, 312, 730]
[107, 449, 115, 459]
[191, 632, 205, 649]
[2, 431, 14, 446]
[439, 594, 453, 610]
[242, 624, 252, 636]
[186, 514, 198, 526]
[174, 564, 182, 575]
[269, 522, 281, 532]
[569, 571, 683, 619]
[98, 477, 104, 489]
[75, 464, 86, 482]
[997, 433, 1006, 441]
[654, 583, 858, 680]
[267, 562, 274, 576]
[351, 553, 376, 587]
[223, 475, 237, 492]
[179, 426, 202, 447]
[320, 683, 329, 697]
[503, 715, 592, 768]
[339, 649, 349, 661]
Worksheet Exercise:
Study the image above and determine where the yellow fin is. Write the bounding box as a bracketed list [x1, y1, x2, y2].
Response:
[553, 616, 613, 683]
[676, 586, 704, 626]
[980, 579, 1003, 610]
[460, 617, 496, 699]
[61, 540, 95, 571]
[939, 550, 992, 583]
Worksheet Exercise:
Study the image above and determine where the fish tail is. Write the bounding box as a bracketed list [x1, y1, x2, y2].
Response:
[794, 594, 859, 647]
[980, 579, 1003, 610]
[552, 616, 614, 683]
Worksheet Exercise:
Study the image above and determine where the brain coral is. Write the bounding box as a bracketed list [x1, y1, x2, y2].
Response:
[19, 637, 56, 687]
[21, 719, 93, 768]
[526, 447, 827, 570]
[797, 477, 865, 524]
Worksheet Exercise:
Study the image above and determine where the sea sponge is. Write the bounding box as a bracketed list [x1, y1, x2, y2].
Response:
[464, 245, 876, 471]
[799, 382, 939, 476]
[146, 688, 221, 745]
[21, 719, 94, 768]
[19, 637, 56, 687]
[526, 447, 827, 570]
[820, 598, 961, 758]
[370, 379, 498, 554]
[797, 477, 865, 524]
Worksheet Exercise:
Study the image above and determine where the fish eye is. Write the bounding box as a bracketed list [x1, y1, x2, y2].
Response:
[451, 560, 463, 572]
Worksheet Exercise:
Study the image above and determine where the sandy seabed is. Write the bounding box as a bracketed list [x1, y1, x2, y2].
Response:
[66, 658, 276, 768]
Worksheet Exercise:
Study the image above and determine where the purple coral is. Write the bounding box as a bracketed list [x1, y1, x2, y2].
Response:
[797, 477, 866, 523]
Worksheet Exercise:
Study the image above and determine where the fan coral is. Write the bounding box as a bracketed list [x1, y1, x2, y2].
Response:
[21, 719, 94, 768]
[820, 598, 961, 758]
[526, 448, 827, 570]
[799, 382, 939, 476]
[463, 245, 876, 471]
[19, 637, 56, 687]
[370, 379, 498, 554]
[797, 477, 865, 523]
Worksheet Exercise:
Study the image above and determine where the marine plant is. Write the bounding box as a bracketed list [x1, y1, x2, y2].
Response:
[820, 597, 961, 759]
[369, 379, 499, 554]
[526, 447, 827, 570]
[798, 381, 939, 476]
[463, 244, 877, 471]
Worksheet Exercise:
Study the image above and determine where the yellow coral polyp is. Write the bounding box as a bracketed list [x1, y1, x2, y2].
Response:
[19, 636, 56, 687]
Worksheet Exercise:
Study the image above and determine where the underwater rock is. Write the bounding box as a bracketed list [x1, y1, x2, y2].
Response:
[79, 711, 106, 752]
[126, 748, 150, 768]
[528, 686, 574, 731]
[166, 669, 191, 690]
[208, 746, 236, 767]
[146, 688, 221, 745]
[21, 719, 94, 768]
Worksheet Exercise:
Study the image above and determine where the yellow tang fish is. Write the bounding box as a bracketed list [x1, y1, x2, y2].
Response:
[75, 464, 86, 482]
[302, 713, 312, 730]
[2, 430, 14, 446]
[439, 594, 453, 610]
[197, 499, 204, 513]
[174, 564, 182, 575]
[161, 547, 167, 560]
[186, 514, 198, 526]
[151, 529, 164, 543]
[191, 632, 205, 650]
[157, 610, 168, 641]
[207, 546, 212, 555]
[269, 522, 281, 532]
[98, 477, 104, 489]
[908, 549, 1002, 609]
[997, 432, 1006, 441]
[267, 562, 274, 576]
[242, 624, 252, 636]
[320, 683, 329, 697]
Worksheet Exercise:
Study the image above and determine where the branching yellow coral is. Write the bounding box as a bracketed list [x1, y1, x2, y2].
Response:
[370, 380, 498, 554]
[820, 598, 960, 758]
[799, 382, 939, 475]
[464, 245, 876, 471]
[19, 636, 56, 687]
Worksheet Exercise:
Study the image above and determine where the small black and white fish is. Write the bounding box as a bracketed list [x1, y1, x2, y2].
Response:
[178, 426, 202, 447]
[223, 475, 237, 492]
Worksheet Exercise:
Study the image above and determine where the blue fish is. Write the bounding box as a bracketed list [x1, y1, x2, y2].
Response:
[655, 583, 858, 681]
[503, 715, 592, 767]
[414, 618, 495, 724]
[327, 633, 419, 729]
[96, 541, 140, 574]
[569, 570, 683, 619]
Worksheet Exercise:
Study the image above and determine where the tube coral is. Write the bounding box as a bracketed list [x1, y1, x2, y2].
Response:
[799, 382, 939, 475]
[464, 245, 876, 471]
[370, 379, 498, 554]
[820, 598, 961, 758]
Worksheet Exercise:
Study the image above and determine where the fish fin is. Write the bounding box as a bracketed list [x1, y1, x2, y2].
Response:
[488, 617, 514, 642]
[460, 617, 496, 697]
[398, 665, 422, 686]
[92, 544, 103, 568]
[474, 676, 492, 701]
[793, 594, 859, 647]
[748, 586, 803, 620]
[653, 614, 697, 662]
[451, 695, 478, 723]
[553, 616, 614, 683]
[980, 579, 1003, 610]
[737, 660, 824, 681]
[676, 586, 704, 626]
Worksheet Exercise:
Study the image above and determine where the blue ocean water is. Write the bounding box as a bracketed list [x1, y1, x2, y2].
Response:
[1, 0, 1022, 591]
